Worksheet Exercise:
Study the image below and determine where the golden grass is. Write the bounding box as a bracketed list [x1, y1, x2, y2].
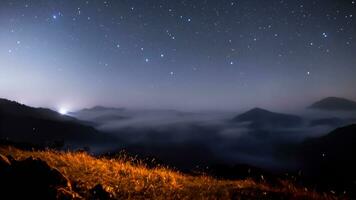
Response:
[0, 146, 338, 200]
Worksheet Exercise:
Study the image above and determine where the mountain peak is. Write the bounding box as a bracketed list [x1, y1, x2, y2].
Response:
[247, 107, 271, 113]
[309, 97, 356, 111]
[81, 106, 125, 112]
[232, 107, 302, 129]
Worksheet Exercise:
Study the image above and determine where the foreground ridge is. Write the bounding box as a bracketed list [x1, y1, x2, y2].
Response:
[0, 146, 339, 200]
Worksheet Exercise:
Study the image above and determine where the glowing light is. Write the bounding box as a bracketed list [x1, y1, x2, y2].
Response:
[59, 108, 68, 115]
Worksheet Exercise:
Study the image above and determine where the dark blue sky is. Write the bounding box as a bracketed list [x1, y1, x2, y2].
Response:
[0, 0, 355, 111]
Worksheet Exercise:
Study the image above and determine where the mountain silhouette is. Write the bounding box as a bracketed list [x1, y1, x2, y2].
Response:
[79, 106, 125, 113]
[309, 97, 356, 111]
[0, 98, 116, 146]
[0, 98, 75, 122]
[232, 108, 303, 129]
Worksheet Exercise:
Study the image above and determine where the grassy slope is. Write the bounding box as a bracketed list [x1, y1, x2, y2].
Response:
[0, 146, 337, 200]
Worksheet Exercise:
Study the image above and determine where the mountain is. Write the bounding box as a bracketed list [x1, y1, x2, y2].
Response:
[0, 98, 116, 146]
[300, 124, 356, 194]
[71, 106, 128, 126]
[78, 106, 125, 113]
[309, 97, 356, 111]
[232, 108, 303, 129]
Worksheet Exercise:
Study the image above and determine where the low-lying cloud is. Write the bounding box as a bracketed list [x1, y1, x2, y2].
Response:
[71, 108, 355, 171]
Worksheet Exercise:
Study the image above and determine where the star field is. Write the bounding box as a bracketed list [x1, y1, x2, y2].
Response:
[0, 0, 355, 110]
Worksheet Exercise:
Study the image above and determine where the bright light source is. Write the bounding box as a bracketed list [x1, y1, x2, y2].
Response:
[59, 108, 68, 115]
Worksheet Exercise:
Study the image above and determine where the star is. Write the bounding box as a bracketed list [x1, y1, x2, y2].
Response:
[1, 0, 355, 120]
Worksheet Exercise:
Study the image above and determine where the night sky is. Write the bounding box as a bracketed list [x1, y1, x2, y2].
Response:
[0, 0, 355, 111]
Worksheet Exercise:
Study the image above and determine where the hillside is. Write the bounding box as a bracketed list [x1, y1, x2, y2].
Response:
[0, 98, 116, 146]
[300, 124, 356, 195]
[0, 146, 338, 200]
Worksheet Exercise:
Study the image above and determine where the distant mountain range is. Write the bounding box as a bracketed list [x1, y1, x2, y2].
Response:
[232, 108, 303, 129]
[78, 106, 125, 113]
[71, 106, 129, 126]
[309, 97, 356, 111]
[0, 98, 116, 146]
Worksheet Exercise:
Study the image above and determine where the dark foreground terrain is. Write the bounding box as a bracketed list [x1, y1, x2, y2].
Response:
[0, 146, 343, 200]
